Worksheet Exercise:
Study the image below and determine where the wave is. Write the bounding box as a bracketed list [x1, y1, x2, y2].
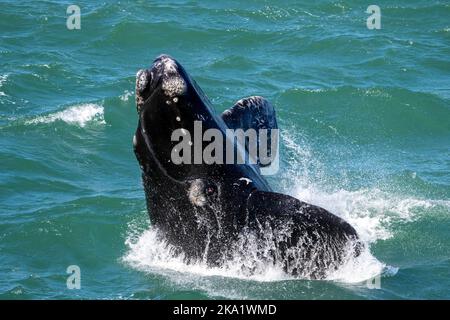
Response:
[25, 103, 105, 128]
[276, 86, 450, 144]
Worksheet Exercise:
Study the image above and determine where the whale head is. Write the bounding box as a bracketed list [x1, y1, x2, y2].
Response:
[133, 55, 270, 262]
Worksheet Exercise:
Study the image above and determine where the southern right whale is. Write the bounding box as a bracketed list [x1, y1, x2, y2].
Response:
[133, 54, 362, 279]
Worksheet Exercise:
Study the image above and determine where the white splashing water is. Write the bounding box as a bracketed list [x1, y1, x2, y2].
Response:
[125, 227, 295, 283]
[0, 74, 8, 97]
[25, 103, 105, 127]
[119, 90, 133, 102]
[293, 186, 434, 243]
[123, 129, 445, 292]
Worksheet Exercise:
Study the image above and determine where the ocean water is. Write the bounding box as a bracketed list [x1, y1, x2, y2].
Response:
[0, 0, 449, 299]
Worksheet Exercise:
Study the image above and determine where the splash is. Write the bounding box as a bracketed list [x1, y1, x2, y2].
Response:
[0, 74, 8, 97]
[0, 74, 7, 86]
[122, 129, 448, 289]
[292, 186, 437, 243]
[25, 103, 105, 127]
[119, 90, 133, 102]
[123, 227, 290, 282]
[280, 131, 447, 243]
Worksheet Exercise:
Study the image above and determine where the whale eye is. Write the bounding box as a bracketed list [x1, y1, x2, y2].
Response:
[188, 179, 218, 207]
[205, 184, 217, 196]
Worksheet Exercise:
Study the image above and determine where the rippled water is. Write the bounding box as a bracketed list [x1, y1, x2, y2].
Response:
[1, 0, 449, 299]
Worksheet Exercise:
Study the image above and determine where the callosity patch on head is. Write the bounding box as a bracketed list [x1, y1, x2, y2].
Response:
[135, 69, 151, 112]
[188, 179, 207, 207]
[156, 55, 187, 98]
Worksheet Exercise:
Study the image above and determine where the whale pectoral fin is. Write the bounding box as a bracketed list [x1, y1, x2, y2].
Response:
[246, 190, 362, 254]
[221, 96, 278, 168]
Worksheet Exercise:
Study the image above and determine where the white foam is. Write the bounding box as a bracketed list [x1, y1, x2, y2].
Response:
[119, 90, 133, 102]
[0, 74, 8, 97]
[292, 186, 436, 244]
[26, 103, 105, 127]
[326, 246, 391, 283]
[0, 74, 7, 86]
[123, 227, 290, 283]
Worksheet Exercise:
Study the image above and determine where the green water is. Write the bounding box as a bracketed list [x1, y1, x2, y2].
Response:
[0, 0, 449, 299]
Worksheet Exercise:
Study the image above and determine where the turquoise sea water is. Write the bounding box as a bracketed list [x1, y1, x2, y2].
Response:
[0, 0, 449, 299]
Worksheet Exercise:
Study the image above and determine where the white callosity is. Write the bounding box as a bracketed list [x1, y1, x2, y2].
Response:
[157, 56, 187, 98]
[188, 179, 207, 207]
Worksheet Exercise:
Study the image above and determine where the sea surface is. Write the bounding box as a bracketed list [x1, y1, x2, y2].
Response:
[0, 0, 449, 299]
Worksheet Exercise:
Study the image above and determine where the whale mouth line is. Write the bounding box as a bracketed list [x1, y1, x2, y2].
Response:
[136, 121, 184, 184]
[139, 81, 162, 115]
